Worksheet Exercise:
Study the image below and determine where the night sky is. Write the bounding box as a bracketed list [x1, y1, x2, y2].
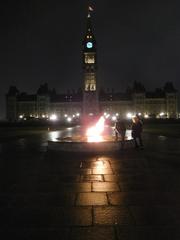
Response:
[0, 0, 178, 119]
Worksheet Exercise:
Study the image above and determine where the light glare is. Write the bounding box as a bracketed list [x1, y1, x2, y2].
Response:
[50, 114, 57, 121]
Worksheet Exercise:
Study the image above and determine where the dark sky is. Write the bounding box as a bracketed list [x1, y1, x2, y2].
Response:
[0, 0, 178, 119]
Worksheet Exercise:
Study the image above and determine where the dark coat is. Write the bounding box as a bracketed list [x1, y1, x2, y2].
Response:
[132, 121, 143, 137]
[115, 121, 126, 134]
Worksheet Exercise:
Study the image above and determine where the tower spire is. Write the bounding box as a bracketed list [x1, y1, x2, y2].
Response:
[82, 4, 99, 116]
[87, 4, 94, 19]
[84, 4, 95, 44]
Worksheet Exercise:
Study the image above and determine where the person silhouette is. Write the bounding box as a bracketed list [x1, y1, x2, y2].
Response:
[115, 118, 126, 149]
[131, 116, 144, 149]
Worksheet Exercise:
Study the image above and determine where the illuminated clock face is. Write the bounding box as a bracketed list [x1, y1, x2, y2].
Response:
[86, 42, 93, 48]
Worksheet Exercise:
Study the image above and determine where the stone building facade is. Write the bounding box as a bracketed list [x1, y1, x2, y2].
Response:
[6, 81, 178, 121]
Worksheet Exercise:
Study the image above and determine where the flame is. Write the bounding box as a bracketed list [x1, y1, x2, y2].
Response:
[86, 116, 105, 142]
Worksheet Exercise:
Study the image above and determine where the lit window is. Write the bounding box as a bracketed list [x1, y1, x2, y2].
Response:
[85, 55, 95, 64]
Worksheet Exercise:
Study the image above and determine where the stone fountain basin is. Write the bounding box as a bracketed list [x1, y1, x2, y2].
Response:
[48, 135, 133, 153]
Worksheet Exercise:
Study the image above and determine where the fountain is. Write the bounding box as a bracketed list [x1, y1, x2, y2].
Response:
[48, 116, 133, 153]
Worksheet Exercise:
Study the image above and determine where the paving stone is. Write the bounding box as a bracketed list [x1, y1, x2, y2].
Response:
[116, 226, 152, 240]
[59, 168, 92, 175]
[43, 167, 91, 175]
[70, 226, 116, 240]
[55, 207, 93, 226]
[108, 192, 153, 206]
[1, 132, 180, 238]
[0, 194, 12, 207]
[59, 183, 91, 192]
[151, 192, 180, 205]
[92, 168, 113, 174]
[104, 174, 148, 183]
[21, 192, 76, 207]
[94, 206, 134, 225]
[129, 206, 180, 226]
[111, 161, 138, 170]
[81, 159, 111, 169]
[76, 193, 108, 206]
[119, 183, 150, 192]
[116, 226, 180, 240]
[92, 182, 120, 192]
[104, 174, 118, 182]
[74, 168, 92, 175]
[1, 207, 92, 227]
[36, 183, 60, 193]
[57, 175, 80, 182]
[81, 174, 104, 182]
[0, 228, 70, 240]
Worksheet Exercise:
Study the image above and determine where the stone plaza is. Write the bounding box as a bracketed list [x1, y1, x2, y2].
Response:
[0, 131, 180, 239]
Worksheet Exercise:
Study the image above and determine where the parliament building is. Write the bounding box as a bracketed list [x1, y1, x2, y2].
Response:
[6, 9, 178, 121]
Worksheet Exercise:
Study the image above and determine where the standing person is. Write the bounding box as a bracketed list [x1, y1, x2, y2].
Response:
[115, 118, 126, 149]
[131, 116, 144, 149]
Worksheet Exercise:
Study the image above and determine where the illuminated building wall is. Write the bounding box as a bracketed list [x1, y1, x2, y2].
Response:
[6, 82, 178, 121]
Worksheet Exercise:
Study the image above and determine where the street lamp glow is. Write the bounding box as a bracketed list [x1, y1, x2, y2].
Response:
[144, 114, 149, 119]
[126, 113, 133, 119]
[159, 112, 165, 117]
[112, 116, 117, 121]
[50, 114, 57, 121]
[67, 117, 72, 122]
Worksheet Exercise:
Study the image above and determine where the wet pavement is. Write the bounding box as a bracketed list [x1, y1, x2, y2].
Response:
[0, 129, 180, 239]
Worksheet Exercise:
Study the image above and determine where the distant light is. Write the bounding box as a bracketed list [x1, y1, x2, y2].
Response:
[19, 115, 23, 119]
[64, 114, 68, 118]
[116, 113, 119, 116]
[112, 116, 117, 121]
[42, 114, 46, 118]
[126, 113, 133, 119]
[159, 112, 165, 116]
[104, 112, 107, 116]
[50, 114, 57, 121]
[105, 114, 110, 119]
[76, 113, 80, 117]
[144, 114, 149, 119]
[138, 113, 142, 116]
[72, 115, 75, 118]
[67, 117, 72, 122]
[23, 118, 27, 121]
[89, 113, 94, 116]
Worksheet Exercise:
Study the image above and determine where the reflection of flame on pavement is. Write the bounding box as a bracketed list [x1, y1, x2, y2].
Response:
[49, 131, 59, 141]
[86, 116, 105, 142]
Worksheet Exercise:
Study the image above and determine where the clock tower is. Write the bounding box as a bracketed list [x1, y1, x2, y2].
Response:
[82, 9, 99, 116]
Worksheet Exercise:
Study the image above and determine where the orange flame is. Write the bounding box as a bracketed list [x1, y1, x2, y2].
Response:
[86, 116, 105, 142]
